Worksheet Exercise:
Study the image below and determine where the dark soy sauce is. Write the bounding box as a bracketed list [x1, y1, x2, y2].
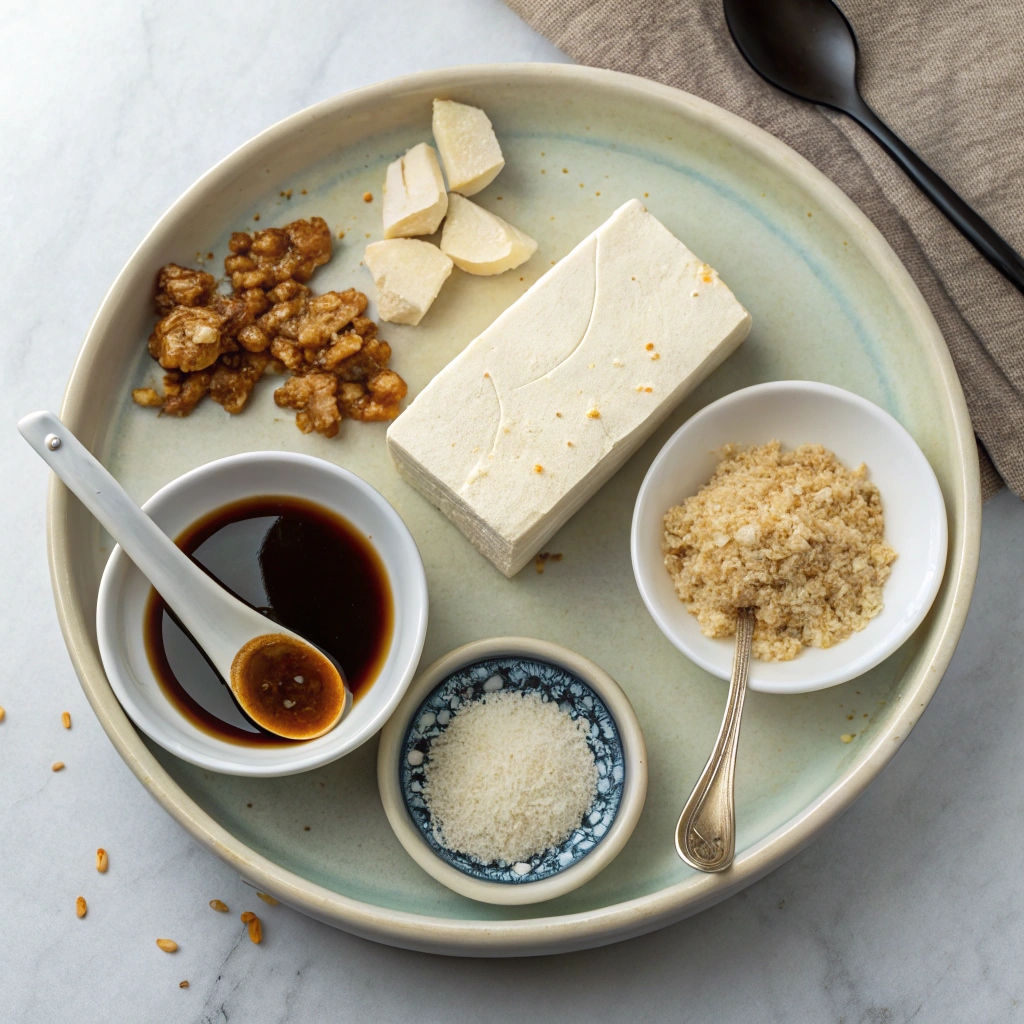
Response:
[144, 496, 393, 746]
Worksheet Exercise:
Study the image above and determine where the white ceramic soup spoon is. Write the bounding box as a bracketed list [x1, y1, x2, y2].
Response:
[18, 410, 349, 741]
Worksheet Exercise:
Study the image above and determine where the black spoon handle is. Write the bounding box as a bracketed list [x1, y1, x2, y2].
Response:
[848, 99, 1024, 296]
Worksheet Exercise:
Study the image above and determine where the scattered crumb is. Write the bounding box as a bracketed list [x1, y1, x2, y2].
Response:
[253, 214, 260, 221]
[534, 552, 564, 574]
[651, 353, 660, 361]
[303, 825, 311, 831]
[363, 192, 373, 202]
[209, 899, 229, 913]
[62, 711, 71, 729]
[206, 252, 214, 261]
[281, 189, 293, 199]
[644, 191, 649, 197]
[337, 230, 345, 239]
[595, 191, 601, 196]
[645, 343, 654, 351]
[301, 189, 307, 195]
[156, 939, 179, 953]
[96, 848, 108, 873]
[841, 734, 855, 743]
[562, 168, 568, 173]
[52, 761, 65, 772]
[586, 409, 600, 419]
[76, 896, 87, 918]
[533, 464, 544, 473]
[662, 442, 896, 661]
[246, 803, 252, 808]
[567, 441, 574, 447]
[179, 981, 190, 989]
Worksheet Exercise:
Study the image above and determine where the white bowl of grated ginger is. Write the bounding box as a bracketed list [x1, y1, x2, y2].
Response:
[631, 381, 948, 694]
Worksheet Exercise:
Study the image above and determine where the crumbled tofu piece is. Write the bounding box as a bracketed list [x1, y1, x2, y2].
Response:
[382, 143, 449, 239]
[365, 239, 453, 325]
[431, 99, 505, 196]
[439, 194, 536, 276]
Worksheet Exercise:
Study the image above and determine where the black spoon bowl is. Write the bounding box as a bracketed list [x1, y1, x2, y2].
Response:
[723, 0, 1024, 294]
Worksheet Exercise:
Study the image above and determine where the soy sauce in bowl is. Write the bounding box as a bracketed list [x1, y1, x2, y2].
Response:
[144, 496, 393, 746]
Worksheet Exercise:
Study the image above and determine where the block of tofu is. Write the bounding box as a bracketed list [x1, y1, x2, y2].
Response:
[382, 143, 448, 239]
[432, 99, 505, 196]
[440, 194, 537, 276]
[387, 199, 752, 576]
[365, 239, 453, 326]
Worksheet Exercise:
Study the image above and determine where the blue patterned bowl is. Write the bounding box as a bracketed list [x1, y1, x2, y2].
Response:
[377, 637, 648, 906]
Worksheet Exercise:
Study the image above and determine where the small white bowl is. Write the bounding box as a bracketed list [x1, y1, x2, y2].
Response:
[631, 381, 947, 694]
[96, 451, 428, 776]
[377, 637, 648, 905]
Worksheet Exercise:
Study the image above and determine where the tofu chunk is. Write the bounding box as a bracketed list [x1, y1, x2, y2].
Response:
[439, 194, 537, 276]
[431, 99, 505, 196]
[387, 200, 752, 576]
[365, 239, 453, 326]
[382, 143, 449, 239]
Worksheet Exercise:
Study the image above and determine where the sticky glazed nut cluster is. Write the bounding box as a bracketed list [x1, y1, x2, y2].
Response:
[132, 216, 408, 435]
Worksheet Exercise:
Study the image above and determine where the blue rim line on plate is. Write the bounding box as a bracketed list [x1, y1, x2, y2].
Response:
[399, 656, 625, 884]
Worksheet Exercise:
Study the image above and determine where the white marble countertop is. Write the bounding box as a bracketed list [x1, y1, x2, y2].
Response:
[2, 1, 1022, 1021]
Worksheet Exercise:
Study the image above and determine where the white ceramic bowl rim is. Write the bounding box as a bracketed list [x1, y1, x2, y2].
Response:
[376, 637, 648, 906]
[47, 64, 979, 955]
[95, 450, 429, 777]
[630, 381, 949, 694]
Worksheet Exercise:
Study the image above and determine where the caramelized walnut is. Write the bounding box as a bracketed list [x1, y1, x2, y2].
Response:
[225, 217, 332, 291]
[316, 332, 363, 371]
[131, 387, 163, 408]
[137, 216, 405, 433]
[150, 306, 228, 372]
[269, 336, 305, 371]
[210, 351, 272, 414]
[274, 373, 341, 437]
[163, 369, 213, 416]
[334, 337, 392, 383]
[155, 264, 216, 315]
[277, 289, 368, 350]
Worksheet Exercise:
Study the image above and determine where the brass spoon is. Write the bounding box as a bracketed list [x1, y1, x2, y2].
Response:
[676, 608, 755, 872]
[723, 0, 1024, 295]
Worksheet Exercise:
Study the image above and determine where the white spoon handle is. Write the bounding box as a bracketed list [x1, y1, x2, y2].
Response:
[17, 410, 241, 674]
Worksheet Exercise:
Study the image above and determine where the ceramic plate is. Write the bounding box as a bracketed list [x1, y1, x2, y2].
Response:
[49, 64, 979, 956]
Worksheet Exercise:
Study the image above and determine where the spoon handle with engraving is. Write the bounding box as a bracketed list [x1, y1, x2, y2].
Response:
[676, 608, 755, 873]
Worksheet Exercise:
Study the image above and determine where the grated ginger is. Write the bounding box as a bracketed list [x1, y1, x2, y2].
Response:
[422, 690, 598, 864]
[662, 441, 897, 661]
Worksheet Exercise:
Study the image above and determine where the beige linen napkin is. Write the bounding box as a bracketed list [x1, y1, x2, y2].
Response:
[504, 0, 1024, 500]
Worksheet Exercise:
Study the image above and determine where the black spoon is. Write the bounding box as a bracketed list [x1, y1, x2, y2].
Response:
[723, 0, 1024, 296]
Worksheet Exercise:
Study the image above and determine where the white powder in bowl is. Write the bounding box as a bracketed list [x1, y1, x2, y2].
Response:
[422, 689, 599, 865]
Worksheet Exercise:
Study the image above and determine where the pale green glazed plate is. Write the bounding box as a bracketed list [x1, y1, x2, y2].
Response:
[49, 65, 980, 956]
